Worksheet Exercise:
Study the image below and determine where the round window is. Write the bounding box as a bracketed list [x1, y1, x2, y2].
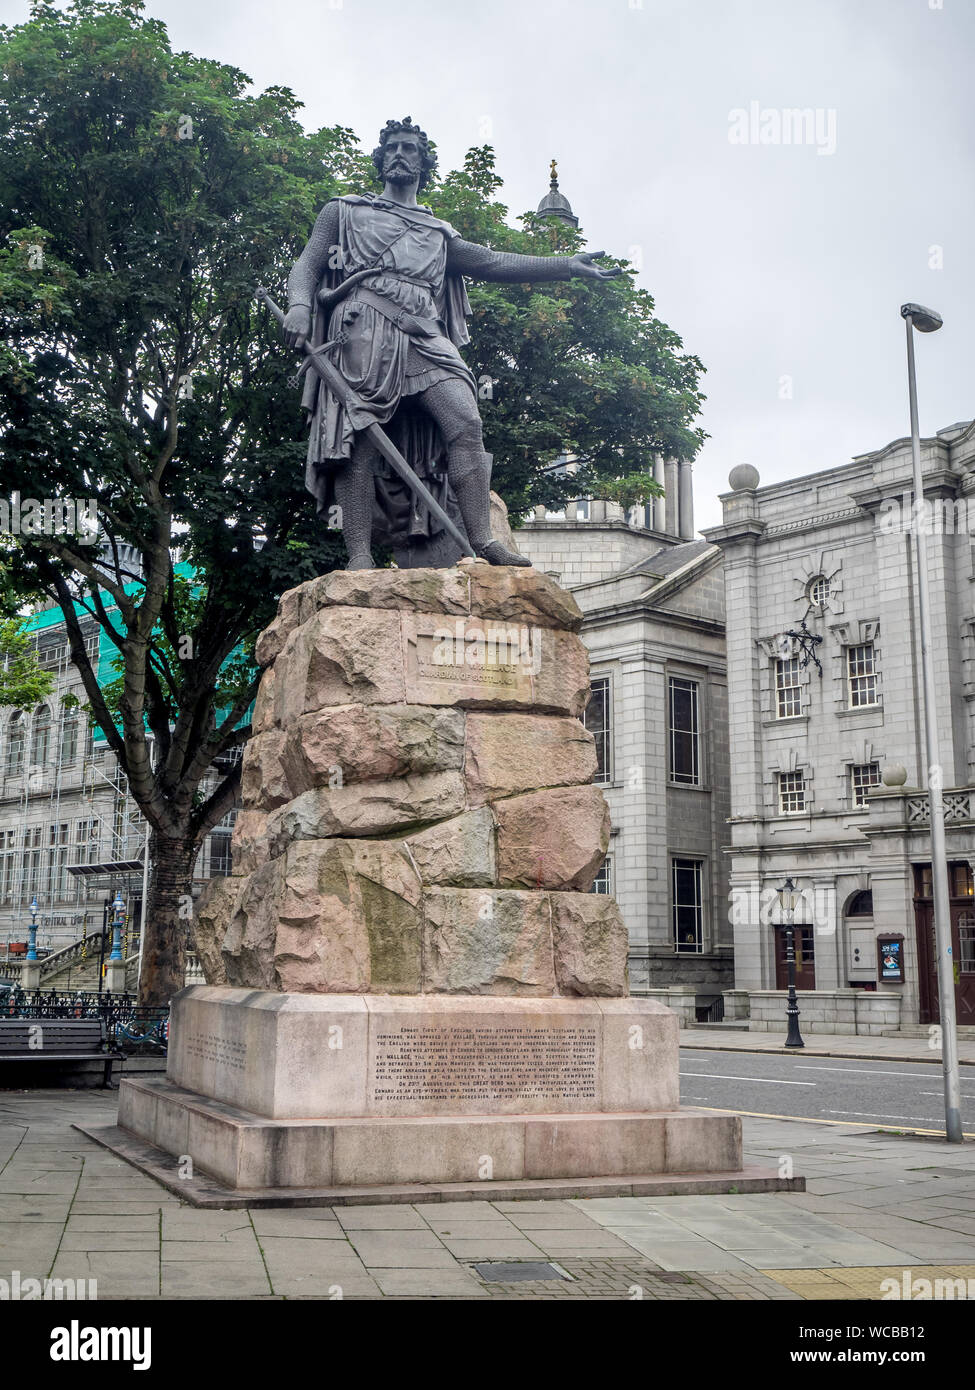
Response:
[808, 575, 830, 607]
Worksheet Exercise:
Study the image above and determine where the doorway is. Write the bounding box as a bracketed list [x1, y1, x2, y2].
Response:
[914, 862, 975, 1026]
[774, 923, 816, 990]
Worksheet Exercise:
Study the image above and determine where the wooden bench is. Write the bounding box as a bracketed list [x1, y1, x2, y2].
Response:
[0, 1018, 123, 1086]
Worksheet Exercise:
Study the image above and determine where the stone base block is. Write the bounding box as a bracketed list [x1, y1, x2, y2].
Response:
[117, 1074, 742, 1191]
[163, 987, 679, 1119]
[78, 1121, 796, 1207]
[109, 986, 751, 1195]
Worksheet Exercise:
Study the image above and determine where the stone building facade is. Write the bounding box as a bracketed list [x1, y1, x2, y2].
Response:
[703, 419, 975, 1034]
[0, 583, 236, 974]
[516, 485, 733, 1014]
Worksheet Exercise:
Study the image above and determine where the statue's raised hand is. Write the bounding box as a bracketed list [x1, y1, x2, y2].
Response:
[283, 304, 312, 348]
[570, 251, 623, 281]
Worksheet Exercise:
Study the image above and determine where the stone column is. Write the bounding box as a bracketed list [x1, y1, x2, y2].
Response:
[678, 461, 695, 539]
[664, 458, 680, 537]
[651, 453, 666, 532]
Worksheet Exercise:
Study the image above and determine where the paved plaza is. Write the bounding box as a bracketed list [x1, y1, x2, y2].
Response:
[2, 1088, 974, 1300]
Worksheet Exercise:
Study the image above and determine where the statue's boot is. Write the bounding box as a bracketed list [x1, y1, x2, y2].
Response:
[450, 455, 531, 567]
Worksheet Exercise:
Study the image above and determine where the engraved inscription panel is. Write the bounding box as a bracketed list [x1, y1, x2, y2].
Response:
[183, 1030, 247, 1073]
[403, 616, 536, 707]
[370, 1023, 598, 1107]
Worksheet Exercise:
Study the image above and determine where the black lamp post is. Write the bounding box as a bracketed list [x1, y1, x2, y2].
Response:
[778, 878, 805, 1049]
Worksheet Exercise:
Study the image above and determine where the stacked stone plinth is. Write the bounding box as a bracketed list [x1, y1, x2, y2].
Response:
[195, 563, 628, 998]
[101, 564, 757, 1199]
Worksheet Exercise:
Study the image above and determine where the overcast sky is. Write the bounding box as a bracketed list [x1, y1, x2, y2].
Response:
[5, 0, 972, 532]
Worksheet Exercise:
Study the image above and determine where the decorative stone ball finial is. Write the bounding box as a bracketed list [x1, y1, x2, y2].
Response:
[881, 763, 908, 787]
[728, 463, 761, 492]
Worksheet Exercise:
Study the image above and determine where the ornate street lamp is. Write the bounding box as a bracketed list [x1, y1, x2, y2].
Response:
[26, 895, 39, 962]
[777, 878, 805, 1049]
[108, 891, 125, 963]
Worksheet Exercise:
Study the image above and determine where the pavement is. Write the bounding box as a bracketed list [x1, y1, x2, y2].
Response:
[682, 1026, 975, 1066]
[2, 1087, 974, 1300]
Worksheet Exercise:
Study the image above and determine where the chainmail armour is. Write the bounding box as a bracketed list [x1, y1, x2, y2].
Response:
[287, 193, 577, 565]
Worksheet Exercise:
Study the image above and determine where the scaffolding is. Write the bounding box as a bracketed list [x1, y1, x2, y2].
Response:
[0, 626, 145, 957]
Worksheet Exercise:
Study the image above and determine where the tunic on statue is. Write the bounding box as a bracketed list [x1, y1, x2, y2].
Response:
[299, 195, 477, 547]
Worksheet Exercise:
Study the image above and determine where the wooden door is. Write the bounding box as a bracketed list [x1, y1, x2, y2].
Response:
[774, 924, 816, 990]
[914, 863, 975, 1026]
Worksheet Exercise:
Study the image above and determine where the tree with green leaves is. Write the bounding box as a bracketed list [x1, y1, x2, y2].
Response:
[0, 618, 54, 708]
[0, 1, 705, 1004]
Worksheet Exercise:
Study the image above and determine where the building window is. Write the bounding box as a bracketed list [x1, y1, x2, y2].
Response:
[209, 831, 233, 878]
[21, 826, 42, 898]
[0, 830, 17, 903]
[30, 706, 52, 766]
[585, 676, 612, 784]
[669, 676, 701, 785]
[74, 819, 99, 865]
[590, 857, 613, 895]
[38, 642, 67, 668]
[6, 713, 25, 776]
[850, 762, 881, 808]
[60, 710, 79, 765]
[960, 913, 975, 974]
[775, 658, 802, 718]
[47, 824, 70, 900]
[847, 643, 878, 707]
[778, 770, 806, 815]
[807, 575, 830, 607]
[672, 858, 704, 954]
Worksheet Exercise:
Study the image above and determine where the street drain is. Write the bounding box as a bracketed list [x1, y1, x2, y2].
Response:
[473, 1261, 571, 1283]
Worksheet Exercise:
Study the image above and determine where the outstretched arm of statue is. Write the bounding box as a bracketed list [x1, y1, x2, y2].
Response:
[447, 238, 622, 283]
[284, 200, 341, 345]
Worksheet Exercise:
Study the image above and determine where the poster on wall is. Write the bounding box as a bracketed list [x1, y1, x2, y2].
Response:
[878, 937, 905, 983]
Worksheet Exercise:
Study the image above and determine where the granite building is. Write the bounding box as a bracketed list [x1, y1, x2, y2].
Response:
[516, 465, 733, 1017]
[703, 419, 975, 1034]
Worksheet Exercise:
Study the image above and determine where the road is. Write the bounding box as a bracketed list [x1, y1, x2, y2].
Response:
[678, 1046, 975, 1135]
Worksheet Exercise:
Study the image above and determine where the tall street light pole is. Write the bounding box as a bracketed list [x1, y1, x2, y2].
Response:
[901, 301, 962, 1144]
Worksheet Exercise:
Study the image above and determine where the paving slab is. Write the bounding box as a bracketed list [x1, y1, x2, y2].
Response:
[160, 1263, 271, 1298]
[372, 1267, 490, 1297]
[334, 1205, 431, 1230]
[345, 1231, 461, 1268]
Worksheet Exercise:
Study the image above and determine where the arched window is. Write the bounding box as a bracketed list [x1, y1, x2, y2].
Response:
[846, 890, 874, 917]
[6, 713, 24, 775]
[31, 706, 52, 766]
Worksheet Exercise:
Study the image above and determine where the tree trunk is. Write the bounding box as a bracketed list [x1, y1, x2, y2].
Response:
[138, 831, 199, 1007]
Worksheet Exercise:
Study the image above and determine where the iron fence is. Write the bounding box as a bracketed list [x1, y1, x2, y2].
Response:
[0, 988, 169, 1054]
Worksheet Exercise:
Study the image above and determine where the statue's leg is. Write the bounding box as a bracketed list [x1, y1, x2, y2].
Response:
[417, 378, 529, 567]
[333, 435, 376, 570]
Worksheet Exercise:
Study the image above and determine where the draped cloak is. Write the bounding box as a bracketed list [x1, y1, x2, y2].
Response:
[300, 195, 477, 547]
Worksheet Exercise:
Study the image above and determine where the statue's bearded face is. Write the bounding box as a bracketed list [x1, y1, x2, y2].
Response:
[381, 130, 423, 185]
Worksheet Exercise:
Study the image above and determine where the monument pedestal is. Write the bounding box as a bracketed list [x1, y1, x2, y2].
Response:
[91, 985, 779, 1200]
[79, 569, 801, 1203]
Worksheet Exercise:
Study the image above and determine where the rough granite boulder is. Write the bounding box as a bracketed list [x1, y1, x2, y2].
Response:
[195, 564, 629, 997]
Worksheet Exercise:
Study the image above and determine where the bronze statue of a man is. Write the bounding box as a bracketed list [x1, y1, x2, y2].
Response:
[285, 117, 620, 570]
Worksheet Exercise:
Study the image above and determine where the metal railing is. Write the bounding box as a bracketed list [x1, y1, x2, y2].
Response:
[0, 988, 169, 1054]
